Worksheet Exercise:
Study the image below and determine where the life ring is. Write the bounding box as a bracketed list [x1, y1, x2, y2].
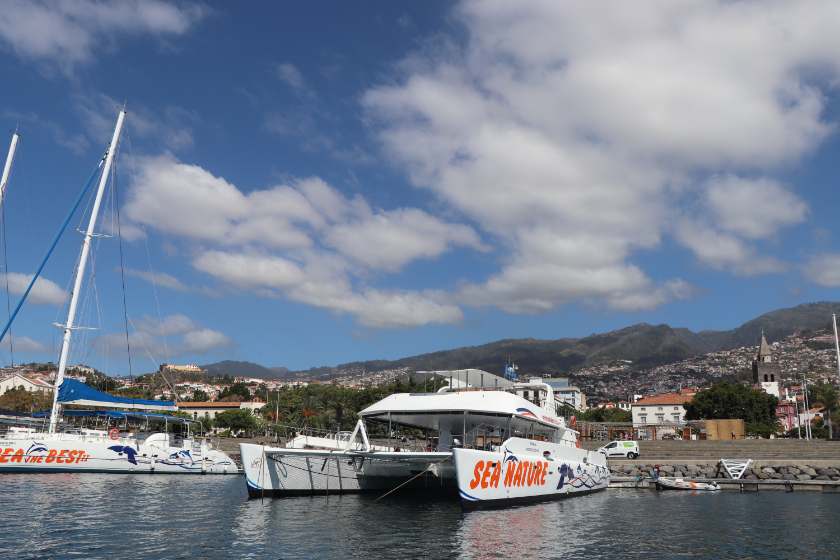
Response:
[109, 428, 119, 440]
[576, 442, 581, 449]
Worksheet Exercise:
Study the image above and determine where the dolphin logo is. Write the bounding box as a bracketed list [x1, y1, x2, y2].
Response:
[25, 442, 48, 457]
[108, 445, 139, 465]
[557, 464, 570, 489]
[168, 450, 194, 465]
[502, 448, 519, 464]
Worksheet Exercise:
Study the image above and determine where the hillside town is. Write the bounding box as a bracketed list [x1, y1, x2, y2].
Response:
[2, 328, 839, 423]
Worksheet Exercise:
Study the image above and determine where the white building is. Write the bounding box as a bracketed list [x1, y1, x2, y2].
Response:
[631, 394, 694, 426]
[526, 377, 586, 412]
[0, 374, 54, 395]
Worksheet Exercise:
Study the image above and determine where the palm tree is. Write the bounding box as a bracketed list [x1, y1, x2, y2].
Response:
[326, 397, 357, 430]
[814, 385, 838, 439]
[300, 396, 324, 430]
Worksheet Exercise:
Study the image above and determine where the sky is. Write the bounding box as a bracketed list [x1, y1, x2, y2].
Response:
[0, 0, 839, 374]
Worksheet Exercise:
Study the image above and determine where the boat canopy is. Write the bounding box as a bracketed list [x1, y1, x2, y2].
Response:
[33, 409, 195, 424]
[57, 378, 177, 411]
[360, 390, 565, 434]
[420, 369, 515, 390]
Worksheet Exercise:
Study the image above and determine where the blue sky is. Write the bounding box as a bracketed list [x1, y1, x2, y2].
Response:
[0, 0, 839, 374]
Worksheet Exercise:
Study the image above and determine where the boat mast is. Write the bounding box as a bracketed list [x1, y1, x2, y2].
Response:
[0, 132, 20, 201]
[48, 110, 126, 434]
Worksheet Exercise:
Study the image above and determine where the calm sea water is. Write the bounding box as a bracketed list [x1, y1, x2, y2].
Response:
[0, 473, 837, 559]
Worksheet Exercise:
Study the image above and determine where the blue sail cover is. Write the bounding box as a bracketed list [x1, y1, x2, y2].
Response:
[58, 378, 177, 411]
[33, 409, 192, 424]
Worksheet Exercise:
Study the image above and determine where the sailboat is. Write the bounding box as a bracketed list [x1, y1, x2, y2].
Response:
[0, 111, 237, 474]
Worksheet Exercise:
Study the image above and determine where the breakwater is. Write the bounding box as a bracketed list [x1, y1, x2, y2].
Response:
[610, 462, 840, 481]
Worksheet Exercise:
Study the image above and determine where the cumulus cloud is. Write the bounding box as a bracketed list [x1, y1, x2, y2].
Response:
[4, 273, 66, 306]
[0, 335, 52, 355]
[361, 0, 839, 309]
[110, 314, 235, 362]
[703, 175, 808, 239]
[802, 253, 840, 287]
[0, 0, 205, 72]
[123, 155, 479, 328]
[128, 1, 840, 326]
[123, 268, 189, 292]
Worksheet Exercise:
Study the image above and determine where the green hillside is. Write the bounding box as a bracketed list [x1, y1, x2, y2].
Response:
[202, 301, 840, 380]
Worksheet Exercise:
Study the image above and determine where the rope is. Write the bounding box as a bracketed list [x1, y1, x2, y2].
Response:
[358, 455, 451, 511]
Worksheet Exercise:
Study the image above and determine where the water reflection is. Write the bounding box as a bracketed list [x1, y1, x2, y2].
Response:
[1, 476, 838, 559]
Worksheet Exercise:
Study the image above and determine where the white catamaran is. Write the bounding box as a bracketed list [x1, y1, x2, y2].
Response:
[0, 111, 236, 474]
[240, 370, 608, 509]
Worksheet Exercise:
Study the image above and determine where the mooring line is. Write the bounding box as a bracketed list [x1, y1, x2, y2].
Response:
[359, 455, 451, 511]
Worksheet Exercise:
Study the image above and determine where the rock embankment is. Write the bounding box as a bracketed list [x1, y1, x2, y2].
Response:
[611, 463, 840, 481]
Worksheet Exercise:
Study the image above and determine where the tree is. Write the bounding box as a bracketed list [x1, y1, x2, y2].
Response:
[326, 396, 356, 430]
[0, 388, 52, 413]
[579, 407, 632, 423]
[215, 409, 258, 435]
[684, 382, 779, 427]
[300, 395, 324, 429]
[813, 385, 838, 439]
[192, 389, 210, 402]
[218, 382, 251, 400]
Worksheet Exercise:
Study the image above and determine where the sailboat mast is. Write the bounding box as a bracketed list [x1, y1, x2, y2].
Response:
[48, 110, 125, 434]
[0, 132, 20, 201]
[833, 314, 840, 396]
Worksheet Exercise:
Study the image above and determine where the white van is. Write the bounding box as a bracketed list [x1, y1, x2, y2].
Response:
[597, 440, 639, 459]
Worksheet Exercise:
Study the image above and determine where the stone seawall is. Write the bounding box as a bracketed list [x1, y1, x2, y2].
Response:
[611, 462, 840, 481]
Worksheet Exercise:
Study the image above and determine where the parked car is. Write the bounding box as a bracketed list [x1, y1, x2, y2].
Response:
[596, 440, 640, 459]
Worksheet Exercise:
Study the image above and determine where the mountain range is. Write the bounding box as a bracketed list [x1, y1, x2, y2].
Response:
[202, 301, 840, 381]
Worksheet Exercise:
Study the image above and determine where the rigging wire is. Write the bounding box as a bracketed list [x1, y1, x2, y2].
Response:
[126, 127, 170, 364]
[1, 155, 12, 367]
[113, 152, 135, 382]
[19, 147, 51, 364]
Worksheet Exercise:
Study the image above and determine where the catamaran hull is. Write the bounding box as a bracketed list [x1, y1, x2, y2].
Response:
[453, 439, 609, 510]
[0, 436, 237, 474]
[240, 443, 455, 498]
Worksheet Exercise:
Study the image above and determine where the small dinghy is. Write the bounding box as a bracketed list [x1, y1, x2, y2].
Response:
[655, 477, 719, 491]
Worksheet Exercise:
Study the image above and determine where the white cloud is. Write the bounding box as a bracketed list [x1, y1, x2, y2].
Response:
[0, 335, 52, 355]
[802, 254, 840, 287]
[361, 0, 840, 309]
[5, 273, 66, 306]
[276, 62, 307, 92]
[676, 221, 787, 276]
[129, 2, 840, 325]
[704, 175, 808, 239]
[75, 92, 197, 151]
[124, 155, 479, 328]
[111, 314, 235, 362]
[123, 268, 189, 292]
[0, 0, 205, 72]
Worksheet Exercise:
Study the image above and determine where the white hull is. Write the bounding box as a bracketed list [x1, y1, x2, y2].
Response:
[453, 438, 609, 509]
[0, 431, 237, 474]
[240, 443, 455, 497]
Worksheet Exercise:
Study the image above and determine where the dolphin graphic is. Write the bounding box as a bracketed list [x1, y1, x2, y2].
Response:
[108, 445, 139, 465]
[25, 442, 48, 457]
[557, 463, 570, 490]
[502, 449, 519, 464]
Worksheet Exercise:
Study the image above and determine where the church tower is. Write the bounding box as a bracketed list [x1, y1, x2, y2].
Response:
[752, 331, 781, 398]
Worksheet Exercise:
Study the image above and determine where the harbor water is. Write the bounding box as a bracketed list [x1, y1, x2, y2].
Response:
[0, 473, 837, 559]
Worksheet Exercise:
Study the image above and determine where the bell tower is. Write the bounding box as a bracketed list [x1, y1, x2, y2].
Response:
[752, 331, 781, 398]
